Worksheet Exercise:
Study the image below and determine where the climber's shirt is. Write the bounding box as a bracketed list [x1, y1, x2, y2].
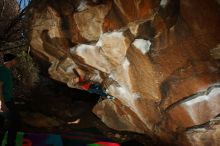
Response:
[0, 65, 13, 102]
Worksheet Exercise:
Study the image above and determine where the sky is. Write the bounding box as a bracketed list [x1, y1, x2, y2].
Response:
[16, 0, 31, 10]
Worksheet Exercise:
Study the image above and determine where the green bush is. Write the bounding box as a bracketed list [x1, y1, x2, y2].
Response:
[16, 50, 39, 91]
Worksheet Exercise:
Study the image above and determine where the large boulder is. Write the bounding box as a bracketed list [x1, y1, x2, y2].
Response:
[28, 0, 220, 145]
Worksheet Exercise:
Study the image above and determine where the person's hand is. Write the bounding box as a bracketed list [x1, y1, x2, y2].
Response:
[73, 77, 80, 85]
[0, 100, 8, 112]
[0, 82, 7, 112]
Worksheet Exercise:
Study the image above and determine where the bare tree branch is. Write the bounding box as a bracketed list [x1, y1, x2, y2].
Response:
[0, 0, 6, 17]
[0, 0, 33, 52]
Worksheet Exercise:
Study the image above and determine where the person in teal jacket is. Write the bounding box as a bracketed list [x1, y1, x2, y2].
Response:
[0, 53, 20, 146]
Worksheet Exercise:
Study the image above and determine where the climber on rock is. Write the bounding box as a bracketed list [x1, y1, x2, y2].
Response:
[73, 68, 114, 99]
[0, 53, 20, 146]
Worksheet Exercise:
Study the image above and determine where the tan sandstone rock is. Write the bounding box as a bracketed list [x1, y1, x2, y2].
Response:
[167, 87, 220, 131]
[28, 0, 220, 145]
[177, 122, 220, 146]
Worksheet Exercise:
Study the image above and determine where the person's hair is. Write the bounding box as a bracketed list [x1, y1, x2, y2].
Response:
[3, 53, 16, 63]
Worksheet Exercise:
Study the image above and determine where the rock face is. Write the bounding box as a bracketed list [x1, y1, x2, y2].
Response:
[28, 0, 220, 145]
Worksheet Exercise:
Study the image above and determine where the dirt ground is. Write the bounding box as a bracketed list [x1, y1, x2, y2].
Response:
[14, 75, 162, 146]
